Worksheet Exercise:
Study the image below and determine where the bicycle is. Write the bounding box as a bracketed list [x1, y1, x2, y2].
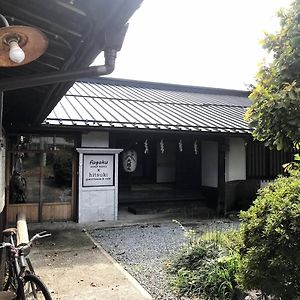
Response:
[1, 228, 52, 300]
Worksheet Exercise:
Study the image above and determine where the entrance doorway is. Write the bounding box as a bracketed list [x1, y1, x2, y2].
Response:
[6, 135, 76, 223]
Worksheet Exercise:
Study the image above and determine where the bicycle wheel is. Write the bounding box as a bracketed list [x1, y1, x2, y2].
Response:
[22, 274, 52, 300]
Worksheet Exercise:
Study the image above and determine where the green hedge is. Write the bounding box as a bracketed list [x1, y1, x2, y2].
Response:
[238, 159, 300, 299]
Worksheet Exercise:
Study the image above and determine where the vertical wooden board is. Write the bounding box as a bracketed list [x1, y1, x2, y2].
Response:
[42, 204, 72, 221]
[7, 204, 39, 224]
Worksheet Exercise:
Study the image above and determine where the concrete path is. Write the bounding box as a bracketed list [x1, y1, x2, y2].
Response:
[28, 223, 152, 300]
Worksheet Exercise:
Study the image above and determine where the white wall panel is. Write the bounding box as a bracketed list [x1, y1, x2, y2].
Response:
[81, 132, 109, 148]
[225, 138, 246, 182]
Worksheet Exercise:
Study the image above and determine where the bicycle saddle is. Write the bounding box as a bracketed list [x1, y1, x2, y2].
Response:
[2, 228, 17, 237]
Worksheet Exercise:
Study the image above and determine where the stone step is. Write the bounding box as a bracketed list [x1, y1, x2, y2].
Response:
[126, 200, 213, 217]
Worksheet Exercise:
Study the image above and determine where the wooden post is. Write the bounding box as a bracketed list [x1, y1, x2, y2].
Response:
[16, 212, 29, 246]
[217, 140, 226, 216]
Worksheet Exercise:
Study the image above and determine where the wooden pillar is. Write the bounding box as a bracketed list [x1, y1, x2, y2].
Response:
[16, 212, 29, 246]
[217, 139, 226, 216]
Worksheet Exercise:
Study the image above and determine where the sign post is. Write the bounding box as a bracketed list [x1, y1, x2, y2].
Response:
[77, 148, 122, 223]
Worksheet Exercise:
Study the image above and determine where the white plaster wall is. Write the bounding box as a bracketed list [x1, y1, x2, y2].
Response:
[81, 132, 109, 148]
[156, 142, 176, 183]
[79, 189, 116, 223]
[0, 138, 5, 213]
[225, 138, 246, 182]
[201, 141, 218, 187]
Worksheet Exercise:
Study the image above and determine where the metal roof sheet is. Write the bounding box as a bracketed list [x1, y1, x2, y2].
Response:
[44, 78, 252, 134]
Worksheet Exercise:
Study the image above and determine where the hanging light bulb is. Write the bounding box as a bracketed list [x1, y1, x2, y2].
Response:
[0, 14, 48, 67]
[8, 39, 25, 63]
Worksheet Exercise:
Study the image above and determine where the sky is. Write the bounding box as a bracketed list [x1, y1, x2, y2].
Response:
[94, 0, 292, 91]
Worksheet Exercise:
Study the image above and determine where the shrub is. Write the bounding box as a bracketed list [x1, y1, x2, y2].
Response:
[167, 229, 241, 300]
[238, 160, 300, 299]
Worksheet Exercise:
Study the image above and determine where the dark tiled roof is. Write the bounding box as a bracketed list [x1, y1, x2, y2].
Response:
[44, 77, 252, 134]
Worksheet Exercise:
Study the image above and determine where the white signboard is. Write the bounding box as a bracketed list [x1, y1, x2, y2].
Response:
[82, 154, 114, 187]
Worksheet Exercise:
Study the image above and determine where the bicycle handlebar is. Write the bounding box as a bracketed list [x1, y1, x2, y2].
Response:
[0, 231, 51, 250]
[0, 242, 12, 249]
[29, 231, 52, 244]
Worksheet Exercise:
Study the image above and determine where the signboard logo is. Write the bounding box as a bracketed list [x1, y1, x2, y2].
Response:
[83, 154, 114, 187]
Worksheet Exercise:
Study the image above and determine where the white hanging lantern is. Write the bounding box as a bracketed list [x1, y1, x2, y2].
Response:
[122, 149, 138, 173]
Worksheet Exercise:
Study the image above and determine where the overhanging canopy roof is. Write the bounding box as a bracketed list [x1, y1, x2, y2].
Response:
[45, 77, 252, 135]
[0, 0, 142, 128]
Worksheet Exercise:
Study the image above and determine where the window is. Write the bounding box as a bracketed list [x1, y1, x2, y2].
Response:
[8, 135, 75, 204]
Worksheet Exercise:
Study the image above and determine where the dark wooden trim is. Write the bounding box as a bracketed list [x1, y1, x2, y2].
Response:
[38, 153, 43, 222]
[4, 150, 11, 226]
[6, 124, 252, 139]
[217, 139, 226, 216]
[246, 141, 294, 180]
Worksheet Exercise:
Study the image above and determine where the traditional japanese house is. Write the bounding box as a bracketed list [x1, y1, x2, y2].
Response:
[5, 77, 294, 223]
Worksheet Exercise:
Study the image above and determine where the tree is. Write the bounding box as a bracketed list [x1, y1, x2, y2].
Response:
[245, 0, 300, 151]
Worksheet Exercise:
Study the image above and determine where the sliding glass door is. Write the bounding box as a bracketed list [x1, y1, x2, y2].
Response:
[7, 135, 76, 223]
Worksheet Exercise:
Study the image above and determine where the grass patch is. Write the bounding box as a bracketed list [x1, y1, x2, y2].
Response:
[166, 223, 241, 300]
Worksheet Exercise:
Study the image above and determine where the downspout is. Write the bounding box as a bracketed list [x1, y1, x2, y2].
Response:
[0, 48, 117, 92]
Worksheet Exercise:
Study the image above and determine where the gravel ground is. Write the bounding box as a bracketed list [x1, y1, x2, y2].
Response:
[90, 219, 239, 300]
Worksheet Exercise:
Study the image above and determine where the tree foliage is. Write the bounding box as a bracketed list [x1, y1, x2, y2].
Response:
[238, 157, 300, 299]
[245, 0, 300, 150]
